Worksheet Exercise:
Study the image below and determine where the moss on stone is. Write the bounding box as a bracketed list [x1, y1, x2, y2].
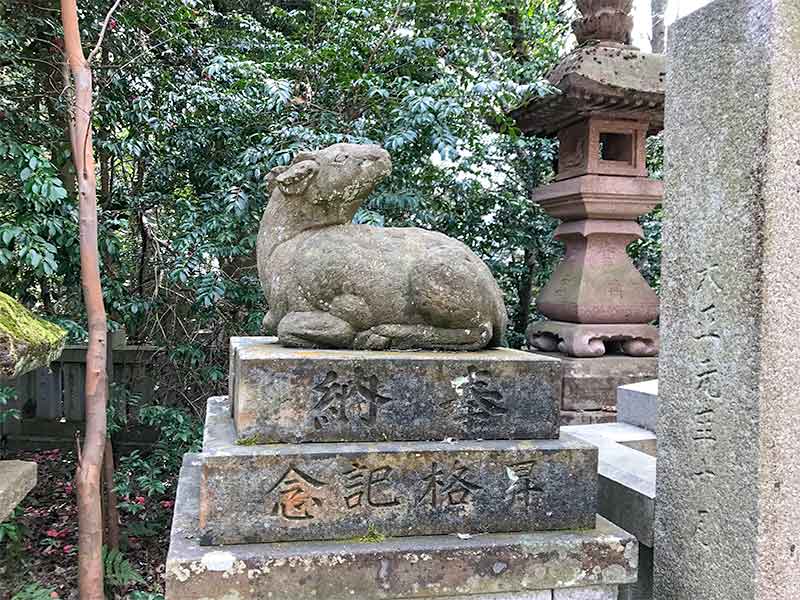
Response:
[235, 435, 267, 446]
[358, 524, 386, 543]
[0, 292, 66, 380]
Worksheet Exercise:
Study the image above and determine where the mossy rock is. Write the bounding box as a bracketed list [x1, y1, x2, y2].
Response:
[0, 292, 66, 380]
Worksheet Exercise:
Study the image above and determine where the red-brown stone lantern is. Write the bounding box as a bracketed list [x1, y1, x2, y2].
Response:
[509, 0, 665, 358]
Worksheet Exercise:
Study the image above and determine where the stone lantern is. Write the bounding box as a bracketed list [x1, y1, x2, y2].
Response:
[510, 0, 665, 359]
[507, 0, 665, 423]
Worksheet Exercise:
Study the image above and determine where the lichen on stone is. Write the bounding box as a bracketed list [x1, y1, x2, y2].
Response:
[0, 291, 66, 380]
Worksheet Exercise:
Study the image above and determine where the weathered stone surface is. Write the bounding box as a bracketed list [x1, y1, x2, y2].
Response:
[564, 422, 655, 600]
[0, 460, 37, 523]
[553, 585, 617, 600]
[656, 2, 800, 599]
[533, 353, 658, 412]
[167, 455, 637, 600]
[0, 292, 66, 380]
[616, 380, 657, 432]
[256, 143, 507, 351]
[510, 46, 666, 136]
[200, 397, 597, 545]
[572, 0, 633, 45]
[232, 338, 561, 443]
[528, 322, 658, 358]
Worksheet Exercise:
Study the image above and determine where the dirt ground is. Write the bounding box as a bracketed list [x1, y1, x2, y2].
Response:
[0, 448, 172, 599]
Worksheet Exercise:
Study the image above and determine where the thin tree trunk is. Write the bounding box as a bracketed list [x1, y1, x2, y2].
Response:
[514, 246, 538, 337]
[103, 438, 120, 549]
[60, 0, 108, 597]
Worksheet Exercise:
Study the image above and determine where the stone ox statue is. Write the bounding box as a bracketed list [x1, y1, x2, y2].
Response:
[256, 143, 507, 350]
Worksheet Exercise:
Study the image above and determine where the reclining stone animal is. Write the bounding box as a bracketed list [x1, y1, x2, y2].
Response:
[256, 143, 508, 350]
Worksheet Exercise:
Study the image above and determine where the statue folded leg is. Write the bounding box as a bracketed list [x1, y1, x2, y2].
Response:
[277, 311, 355, 348]
[353, 323, 493, 351]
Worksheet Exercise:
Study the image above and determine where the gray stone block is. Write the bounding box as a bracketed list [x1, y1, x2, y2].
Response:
[616, 380, 657, 432]
[553, 586, 617, 600]
[0, 460, 37, 523]
[564, 423, 655, 547]
[560, 410, 617, 426]
[200, 397, 598, 545]
[167, 455, 637, 600]
[231, 338, 561, 443]
[530, 353, 657, 412]
[657, 1, 800, 598]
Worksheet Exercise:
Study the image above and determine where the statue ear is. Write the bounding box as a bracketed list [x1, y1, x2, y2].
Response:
[266, 165, 290, 194]
[273, 160, 319, 196]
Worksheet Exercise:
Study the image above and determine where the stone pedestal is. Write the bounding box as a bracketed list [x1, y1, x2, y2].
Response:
[526, 154, 662, 359]
[656, 1, 800, 598]
[167, 337, 637, 598]
[168, 456, 636, 599]
[529, 322, 659, 359]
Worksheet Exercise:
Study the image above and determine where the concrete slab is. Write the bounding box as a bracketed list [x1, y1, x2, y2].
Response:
[167, 455, 637, 600]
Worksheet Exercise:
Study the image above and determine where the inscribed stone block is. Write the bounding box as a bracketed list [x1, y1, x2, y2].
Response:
[167, 455, 637, 600]
[199, 397, 597, 545]
[231, 337, 561, 442]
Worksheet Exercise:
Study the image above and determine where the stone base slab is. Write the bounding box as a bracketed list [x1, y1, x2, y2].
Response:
[561, 410, 618, 426]
[200, 397, 597, 545]
[167, 455, 637, 600]
[230, 337, 561, 443]
[527, 322, 658, 358]
[0, 460, 37, 523]
[527, 353, 658, 413]
[560, 355, 658, 412]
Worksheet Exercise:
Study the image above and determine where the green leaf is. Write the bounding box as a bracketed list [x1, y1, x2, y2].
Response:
[102, 546, 146, 589]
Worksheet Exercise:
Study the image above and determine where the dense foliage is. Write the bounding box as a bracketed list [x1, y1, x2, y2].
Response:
[1, 0, 661, 407]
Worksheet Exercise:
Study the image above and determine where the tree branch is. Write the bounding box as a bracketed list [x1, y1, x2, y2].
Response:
[88, 0, 123, 63]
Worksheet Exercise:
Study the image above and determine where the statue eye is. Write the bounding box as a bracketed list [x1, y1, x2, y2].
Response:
[334, 153, 348, 163]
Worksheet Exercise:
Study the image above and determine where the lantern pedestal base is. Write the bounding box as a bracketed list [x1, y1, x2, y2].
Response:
[527, 321, 659, 358]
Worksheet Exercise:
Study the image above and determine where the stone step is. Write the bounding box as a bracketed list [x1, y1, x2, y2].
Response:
[168, 455, 635, 600]
[230, 337, 561, 443]
[199, 397, 597, 545]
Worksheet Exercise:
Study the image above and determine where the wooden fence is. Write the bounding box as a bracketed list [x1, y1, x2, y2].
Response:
[1, 345, 166, 451]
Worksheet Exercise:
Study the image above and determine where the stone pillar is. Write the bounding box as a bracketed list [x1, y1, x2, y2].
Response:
[655, 1, 800, 599]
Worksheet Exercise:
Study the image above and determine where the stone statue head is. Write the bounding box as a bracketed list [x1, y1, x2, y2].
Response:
[266, 143, 392, 224]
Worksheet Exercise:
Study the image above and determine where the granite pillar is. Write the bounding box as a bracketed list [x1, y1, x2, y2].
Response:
[656, 1, 800, 598]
